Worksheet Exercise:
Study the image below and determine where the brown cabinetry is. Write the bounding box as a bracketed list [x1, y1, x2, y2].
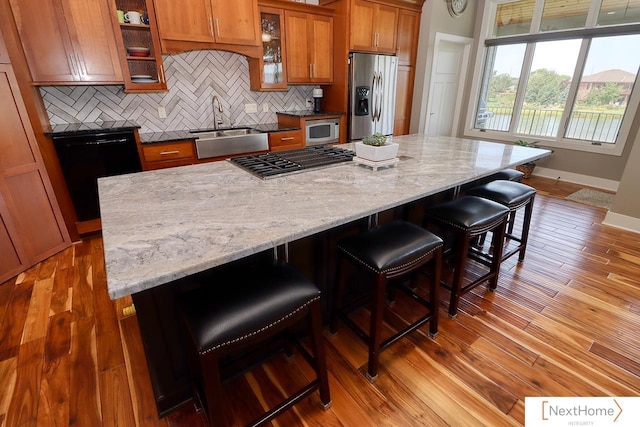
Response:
[0, 29, 9, 64]
[393, 9, 420, 135]
[154, 0, 260, 52]
[141, 140, 196, 170]
[285, 11, 333, 84]
[249, 7, 288, 91]
[269, 129, 304, 151]
[0, 64, 70, 283]
[110, 0, 167, 92]
[9, 0, 123, 84]
[350, 0, 398, 54]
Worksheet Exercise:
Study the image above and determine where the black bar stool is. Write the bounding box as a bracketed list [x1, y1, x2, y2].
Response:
[466, 180, 537, 262]
[486, 168, 524, 182]
[178, 261, 331, 427]
[425, 196, 510, 318]
[330, 220, 443, 381]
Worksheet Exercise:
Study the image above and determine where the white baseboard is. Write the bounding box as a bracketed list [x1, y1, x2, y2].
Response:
[532, 166, 619, 192]
[603, 211, 640, 234]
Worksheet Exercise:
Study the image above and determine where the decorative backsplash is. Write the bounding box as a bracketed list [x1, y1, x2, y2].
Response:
[40, 50, 316, 133]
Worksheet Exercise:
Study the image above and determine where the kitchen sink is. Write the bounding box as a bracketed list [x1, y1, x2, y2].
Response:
[190, 127, 268, 159]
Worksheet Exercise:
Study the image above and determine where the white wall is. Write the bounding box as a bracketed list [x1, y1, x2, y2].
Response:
[411, 0, 478, 134]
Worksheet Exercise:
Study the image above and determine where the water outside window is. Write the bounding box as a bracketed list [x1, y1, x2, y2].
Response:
[517, 39, 581, 137]
[565, 34, 640, 143]
[475, 44, 526, 131]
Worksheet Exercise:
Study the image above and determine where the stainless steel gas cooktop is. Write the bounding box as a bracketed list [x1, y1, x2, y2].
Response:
[229, 145, 355, 179]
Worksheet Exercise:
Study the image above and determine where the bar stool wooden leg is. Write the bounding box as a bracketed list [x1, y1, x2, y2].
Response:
[429, 248, 442, 337]
[309, 300, 331, 407]
[518, 198, 534, 262]
[449, 230, 471, 319]
[488, 220, 507, 291]
[367, 273, 387, 381]
[201, 353, 225, 427]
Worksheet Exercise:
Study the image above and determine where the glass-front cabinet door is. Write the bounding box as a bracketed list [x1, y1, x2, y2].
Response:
[249, 7, 287, 91]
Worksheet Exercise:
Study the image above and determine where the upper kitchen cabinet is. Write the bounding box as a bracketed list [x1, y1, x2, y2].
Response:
[154, 0, 261, 55]
[350, 0, 398, 54]
[110, 0, 168, 92]
[285, 10, 333, 84]
[9, 0, 123, 84]
[249, 7, 288, 91]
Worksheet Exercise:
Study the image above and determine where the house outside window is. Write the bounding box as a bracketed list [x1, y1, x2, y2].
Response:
[467, 0, 640, 156]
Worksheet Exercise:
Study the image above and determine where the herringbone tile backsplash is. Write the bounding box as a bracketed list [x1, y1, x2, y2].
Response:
[40, 50, 317, 133]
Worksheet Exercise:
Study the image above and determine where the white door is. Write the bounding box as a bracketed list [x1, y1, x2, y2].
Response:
[425, 34, 473, 137]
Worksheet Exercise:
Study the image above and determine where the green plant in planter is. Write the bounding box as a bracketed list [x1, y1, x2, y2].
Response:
[362, 132, 387, 146]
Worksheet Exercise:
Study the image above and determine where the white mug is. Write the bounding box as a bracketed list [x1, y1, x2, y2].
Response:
[125, 11, 142, 24]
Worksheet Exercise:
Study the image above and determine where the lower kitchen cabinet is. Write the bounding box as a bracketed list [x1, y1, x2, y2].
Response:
[0, 63, 70, 283]
[141, 140, 196, 170]
[269, 129, 304, 151]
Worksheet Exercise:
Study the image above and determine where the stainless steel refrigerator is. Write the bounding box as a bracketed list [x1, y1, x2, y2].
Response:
[349, 52, 398, 141]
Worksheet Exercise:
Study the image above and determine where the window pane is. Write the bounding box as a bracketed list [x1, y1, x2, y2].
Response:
[540, 0, 591, 31]
[494, 0, 534, 37]
[566, 34, 640, 143]
[475, 44, 526, 131]
[517, 39, 581, 137]
[598, 0, 640, 26]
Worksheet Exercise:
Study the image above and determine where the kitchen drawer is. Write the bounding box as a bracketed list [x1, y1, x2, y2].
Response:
[143, 141, 195, 163]
[269, 129, 304, 151]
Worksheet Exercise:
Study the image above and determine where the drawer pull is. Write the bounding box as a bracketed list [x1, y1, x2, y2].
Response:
[280, 137, 295, 141]
[160, 150, 180, 155]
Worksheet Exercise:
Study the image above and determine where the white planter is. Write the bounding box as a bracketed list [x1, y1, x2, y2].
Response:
[354, 141, 399, 162]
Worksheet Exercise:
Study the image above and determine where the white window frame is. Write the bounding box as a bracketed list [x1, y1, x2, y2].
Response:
[464, 0, 640, 156]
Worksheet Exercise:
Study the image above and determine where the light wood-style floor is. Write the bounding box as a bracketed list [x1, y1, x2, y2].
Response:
[1, 176, 639, 426]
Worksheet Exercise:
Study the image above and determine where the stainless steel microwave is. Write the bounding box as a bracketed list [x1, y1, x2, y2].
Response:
[305, 118, 340, 146]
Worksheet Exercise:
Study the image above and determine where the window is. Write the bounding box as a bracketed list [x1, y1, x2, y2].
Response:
[469, 0, 640, 155]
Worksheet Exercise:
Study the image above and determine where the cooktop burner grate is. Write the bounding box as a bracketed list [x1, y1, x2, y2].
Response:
[229, 145, 355, 179]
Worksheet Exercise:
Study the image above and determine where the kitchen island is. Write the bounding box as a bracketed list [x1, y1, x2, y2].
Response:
[98, 134, 550, 415]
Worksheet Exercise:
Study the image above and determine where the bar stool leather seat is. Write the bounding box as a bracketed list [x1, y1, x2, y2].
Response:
[425, 196, 510, 318]
[331, 220, 442, 381]
[179, 261, 331, 427]
[466, 180, 536, 262]
[487, 169, 524, 182]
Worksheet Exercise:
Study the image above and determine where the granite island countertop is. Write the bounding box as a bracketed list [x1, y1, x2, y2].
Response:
[99, 135, 551, 299]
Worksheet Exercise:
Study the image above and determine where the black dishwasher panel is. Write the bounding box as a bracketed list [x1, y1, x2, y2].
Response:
[52, 130, 142, 222]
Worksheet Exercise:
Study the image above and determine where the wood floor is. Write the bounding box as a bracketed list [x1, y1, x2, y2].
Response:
[1, 176, 639, 426]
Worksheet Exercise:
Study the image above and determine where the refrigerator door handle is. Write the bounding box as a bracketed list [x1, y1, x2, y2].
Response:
[371, 72, 378, 122]
[377, 72, 384, 123]
[373, 72, 380, 122]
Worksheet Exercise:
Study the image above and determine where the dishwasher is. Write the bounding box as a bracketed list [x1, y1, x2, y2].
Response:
[52, 129, 142, 222]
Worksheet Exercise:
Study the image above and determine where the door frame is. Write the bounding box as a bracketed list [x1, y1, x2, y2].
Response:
[420, 32, 473, 136]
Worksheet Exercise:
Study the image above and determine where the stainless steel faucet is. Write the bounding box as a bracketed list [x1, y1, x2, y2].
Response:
[212, 95, 224, 129]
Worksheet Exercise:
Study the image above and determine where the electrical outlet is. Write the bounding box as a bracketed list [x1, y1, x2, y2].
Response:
[157, 106, 166, 118]
[244, 103, 258, 113]
[306, 98, 313, 108]
[262, 103, 269, 112]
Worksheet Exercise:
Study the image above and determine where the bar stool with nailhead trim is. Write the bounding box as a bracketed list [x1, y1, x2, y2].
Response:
[178, 261, 331, 427]
[425, 196, 510, 318]
[330, 220, 443, 382]
[466, 180, 537, 263]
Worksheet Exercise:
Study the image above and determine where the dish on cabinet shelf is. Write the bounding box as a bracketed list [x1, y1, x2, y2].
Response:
[127, 46, 150, 57]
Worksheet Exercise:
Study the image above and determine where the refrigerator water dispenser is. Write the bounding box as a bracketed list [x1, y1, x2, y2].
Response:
[355, 86, 370, 116]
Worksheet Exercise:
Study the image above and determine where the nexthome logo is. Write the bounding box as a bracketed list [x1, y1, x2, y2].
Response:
[525, 397, 640, 426]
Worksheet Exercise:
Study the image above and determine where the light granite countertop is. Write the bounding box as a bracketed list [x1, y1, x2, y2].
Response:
[99, 135, 551, 299]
